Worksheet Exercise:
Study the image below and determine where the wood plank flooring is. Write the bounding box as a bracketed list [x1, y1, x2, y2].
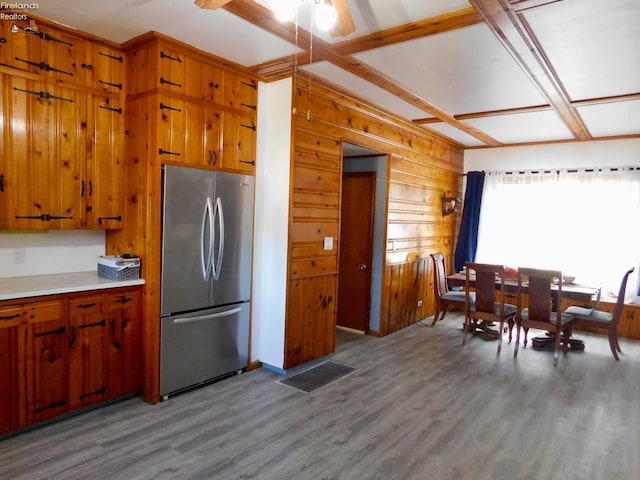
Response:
[2, 313, 639, 480]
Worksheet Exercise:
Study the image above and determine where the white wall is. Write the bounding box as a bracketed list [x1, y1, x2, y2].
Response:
[252, 77, 292, 371]
[0, 230, 105, 278]
[464, 138, 640, 172]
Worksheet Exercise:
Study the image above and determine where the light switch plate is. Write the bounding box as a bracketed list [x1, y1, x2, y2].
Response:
[323, 237, 333, 251]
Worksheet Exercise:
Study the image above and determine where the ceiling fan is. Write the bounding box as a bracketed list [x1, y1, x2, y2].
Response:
[194, 0, 356, 37]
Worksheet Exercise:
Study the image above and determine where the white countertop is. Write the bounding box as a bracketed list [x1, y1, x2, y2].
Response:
[0, 271, 145, 301]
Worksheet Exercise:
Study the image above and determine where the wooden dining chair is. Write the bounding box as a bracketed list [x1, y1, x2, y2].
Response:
[564, 267, 634, 360]
[514, 267, 575, 366]
[430, 252, 475, 326]
[463, 262, 517, 353]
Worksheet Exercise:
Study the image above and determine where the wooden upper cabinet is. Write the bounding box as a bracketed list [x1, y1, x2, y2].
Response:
[204, 106, 222, 169]
[0, 18, 42, 74]
[222, 111, 256, 173]
[222, 71, 257, 115]
[157, 45, 186, 94]
[79, 43, 125, 95]
[204, 63, 224, 104]
[157, 94, 205, 166]
[2, 76, 81, 230]
[86, 94, 125, 229]
[1, 76, 123, 230]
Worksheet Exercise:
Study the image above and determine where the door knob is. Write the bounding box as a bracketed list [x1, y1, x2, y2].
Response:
[359, 264, 367, 270]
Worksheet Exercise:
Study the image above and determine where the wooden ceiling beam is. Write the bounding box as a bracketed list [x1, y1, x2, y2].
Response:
[469, 0, 591, 140]
[227, 0, 501, 146]
[332, 7, 484, 56]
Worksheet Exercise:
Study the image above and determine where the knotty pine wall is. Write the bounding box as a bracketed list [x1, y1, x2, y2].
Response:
[285, 78, 463, 369]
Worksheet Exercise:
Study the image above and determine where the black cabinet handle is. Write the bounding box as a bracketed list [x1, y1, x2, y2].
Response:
[89, 181, 93, 197]
[81, 63, 93, 70]
[209, 150, 217, 165]
[76, 302, 96, 309]
[0, 173, 4, 192]
[68, 326, 77, 347]
[81, 180, 85, 197]
[115, 296, 133, 304]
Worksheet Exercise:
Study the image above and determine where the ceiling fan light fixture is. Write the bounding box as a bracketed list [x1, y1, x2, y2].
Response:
[314, 0, 337, 31]
[271, 0, 297, 22]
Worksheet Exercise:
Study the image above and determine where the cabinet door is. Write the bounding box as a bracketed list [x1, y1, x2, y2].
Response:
[4, 77, 86, 229]
[158, 46, 186, 95]
[222, 71, 257, 114]
[0, 18, 41, 74]
[68, 295, 107, 409]
[222, 112, 256, 173]
[0, 305, 27, 434]
[204, 106, 222, 169]
[34, 26, 81, 83]
[24, 300, 69, 424]
[157, 95, 204, 166]
[106, 289, 141, 399]
[82, 43, 125, 95]
[203, 63, 223, 104]
[86, 94, 124, 229]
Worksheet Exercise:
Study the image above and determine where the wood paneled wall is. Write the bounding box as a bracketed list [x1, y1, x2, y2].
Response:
[285, 79, 463, 368]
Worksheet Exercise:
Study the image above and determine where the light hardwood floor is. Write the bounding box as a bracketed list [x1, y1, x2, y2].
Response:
[2, 313, 639, 480]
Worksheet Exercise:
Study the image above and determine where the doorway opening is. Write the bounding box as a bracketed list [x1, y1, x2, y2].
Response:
[337, 142, 388, 345]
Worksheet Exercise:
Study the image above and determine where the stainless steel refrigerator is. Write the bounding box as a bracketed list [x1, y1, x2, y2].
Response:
[159, 165, 254, 399]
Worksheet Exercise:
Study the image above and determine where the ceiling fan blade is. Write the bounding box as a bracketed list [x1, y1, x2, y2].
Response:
[194, 0, 233, 9]
[330, 0, 356, 37]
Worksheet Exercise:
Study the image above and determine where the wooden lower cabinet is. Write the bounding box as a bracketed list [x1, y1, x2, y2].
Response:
[0, 286, 142, 436]
[68, 295, 108, 410]
[106, 289, 141, 399]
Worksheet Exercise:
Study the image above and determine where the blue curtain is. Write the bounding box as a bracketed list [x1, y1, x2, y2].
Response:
[454, 171, 485, 272]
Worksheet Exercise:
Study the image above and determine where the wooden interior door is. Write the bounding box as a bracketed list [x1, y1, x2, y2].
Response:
[337, 171, 376, 332]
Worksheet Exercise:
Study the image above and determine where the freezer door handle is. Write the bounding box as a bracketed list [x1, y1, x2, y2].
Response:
[212, 196, 225, 281]
[172, 307, 242, 324]
[200, 196, 214, 279]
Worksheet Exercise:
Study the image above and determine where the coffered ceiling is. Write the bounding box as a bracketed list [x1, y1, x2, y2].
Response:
[30, 0, 640, 149]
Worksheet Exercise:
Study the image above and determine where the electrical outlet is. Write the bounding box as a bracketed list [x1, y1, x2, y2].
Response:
[417, 299, 424, 307]
[12, 248, 25, 264]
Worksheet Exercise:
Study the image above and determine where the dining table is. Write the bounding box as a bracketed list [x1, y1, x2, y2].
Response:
[446, 271, 600, 350]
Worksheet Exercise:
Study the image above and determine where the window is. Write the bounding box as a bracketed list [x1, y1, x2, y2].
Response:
[475, 167, 640, 298]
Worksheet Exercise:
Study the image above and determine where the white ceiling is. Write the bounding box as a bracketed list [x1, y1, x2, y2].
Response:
[29, 0, 640, 149]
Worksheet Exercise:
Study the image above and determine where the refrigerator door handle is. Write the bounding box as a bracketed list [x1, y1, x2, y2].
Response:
[200, 196, 214, 279]
[213, 196, 225, 280]
[172, 307, 242, 324]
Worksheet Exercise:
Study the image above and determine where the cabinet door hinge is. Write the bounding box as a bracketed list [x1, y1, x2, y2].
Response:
[160, 77, 182, 88]
[98, 215, 122, 225]
[99, 51, 123, 63]
[160, 51, 182, 63]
